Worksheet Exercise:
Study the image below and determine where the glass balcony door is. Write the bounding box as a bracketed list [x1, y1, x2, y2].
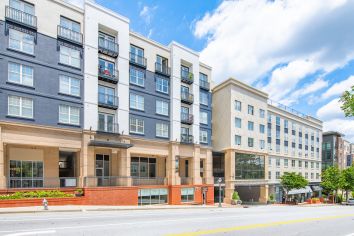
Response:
[98, 113, 114, 133]
[98, 85, 115, 105]
[99, 58, 115, 77]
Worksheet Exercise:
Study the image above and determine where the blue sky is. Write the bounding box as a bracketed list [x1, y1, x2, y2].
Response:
[71, 0, 354, 141]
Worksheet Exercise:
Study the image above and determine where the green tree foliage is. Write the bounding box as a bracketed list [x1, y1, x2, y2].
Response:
[340, 85, 354, 117]
[340, 166, 354, 201]
[321, 166, 341, 203]
[280, 172, 308, 200]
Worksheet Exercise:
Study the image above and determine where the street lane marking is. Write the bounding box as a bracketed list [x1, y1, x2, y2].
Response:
[5, 230, 56, 236]
[166, 214, 354, 236]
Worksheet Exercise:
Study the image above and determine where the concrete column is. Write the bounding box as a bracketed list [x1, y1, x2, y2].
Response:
[118, 148, 132, 186]
[0, 126, 6, 189]
[167, 143, 180, 185]
[264, 154, 269, 180]
[80, 133, 94, 187]
[259, 185, 269, 203]
[204, 149, 213, 184]
[192, 146, 202, 184]
[224, 149, 235, 204]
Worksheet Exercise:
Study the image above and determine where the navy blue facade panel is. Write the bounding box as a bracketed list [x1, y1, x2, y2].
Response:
[129, 65, 170, 140]
[200, 89, 212, 146]
[0, 20, 84, 129]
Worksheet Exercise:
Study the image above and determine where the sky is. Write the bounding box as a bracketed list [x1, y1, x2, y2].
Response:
[67, 0, 354, 142]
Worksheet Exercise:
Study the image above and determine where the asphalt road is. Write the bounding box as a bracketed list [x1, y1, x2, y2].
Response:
[0, 205, 353, 236]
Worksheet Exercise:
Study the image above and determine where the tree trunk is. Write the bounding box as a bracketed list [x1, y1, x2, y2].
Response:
[346, 190, 349, 202]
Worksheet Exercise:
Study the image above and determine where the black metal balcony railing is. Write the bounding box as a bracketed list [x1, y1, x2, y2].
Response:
[181, 134, 194, 144]
[132, 177, 167, 186]
[98, 66, 119, 84]
[129, 52, 147, 68]
[97, 122, 119, 134]
[8, 177, 78, 189]
[5, 6, 37, 29]
[84, 176, 131, 187]
[57, 25, 83, 45]
[181, 70, 194, 84]
[98, 37, 119, 58]
[181, 91, 194, 104]
[155, 62, 170, 77]
[200, 80, 210, 90]
[181, 113, 194, 125]
[98, 93, 119, 109]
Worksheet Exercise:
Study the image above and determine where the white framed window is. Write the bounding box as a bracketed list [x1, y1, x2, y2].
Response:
[98, 113, 114, 133]
[8, 95, 33, 118]
[259, 124, 265, 133]
[156, 100, 168, 116]
[260, 140, 265, 149]
[276, 171, 280, 179]
[235, 100, 241, 111]
[248, 137, 254, 147]
[248, 121, 254, 131]
[200, 92, 208, 105]
[9, 29, 34, 54]
[268, 171, 271, 180]
[60, 45, 80, 68]
[235, 135, 241, 146]
[59, 105, 80, 125]
[156, 77, 168, 94]
[248, 105, 254, 115]
[200, 130, 208, 144]
[130, 68, 145, 86]
[200, 112, 208, 125]
[130, 93, 144, 111]
[8, 62, 33, 86]
[284, 159, 288, 167]
[276, 158, 280, 167]
[156, 123, 169, 138]
[235, 117, 241, 128]
[259, 109, 265, 118]
[59, 75, 80, 97]
[130, 117, 144, 134]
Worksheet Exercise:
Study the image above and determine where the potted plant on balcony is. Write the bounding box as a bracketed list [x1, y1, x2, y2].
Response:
[74, 188, 83, 197]
[231, 191, 242, 205]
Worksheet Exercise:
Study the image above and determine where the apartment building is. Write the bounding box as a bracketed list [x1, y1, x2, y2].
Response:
[212, 78, 323, 203]
[0, 0, 213, 205]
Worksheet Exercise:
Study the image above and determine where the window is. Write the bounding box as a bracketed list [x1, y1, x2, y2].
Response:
[130, 45, 144, 58]
[60, 45, 80, 68]
[248, 121, 254, 131]
[259, 109, 265, 118]
[235, 153, 265, 179]
[276, 116, 280, 126]
[99, 32, 116, 50]
[235, 100, 241, 111]
[269, 157, 272, 166]
[305, 173, 308, 179]
[299, 160, 302, 168]
[284, 159, 288, 167]
[200, 92, 208, 105]
[181, 188, 194, 202]
[156, 123, 168, 138]
[235, 135, 241, 146]
[260, 140, 265, 149]
[268, 171, 271, 180]
[59, 105, 80, 125]
[98, 113, 114, 132]
[9, 29, 34, 54]
[200, 112, 208, 125]
[8, 95, 33, 118]
[130, 93, 144, 111]
[138, 188, 168, 205]
[311, 162, 314, 169]
[292, 160, 296, 167]
[276, 171, 280, 179]
[156, 100, 168, 116]
[98, 86, 115, 106]
[8, 62, 33, 87]
[131, 157, 156, 178]
[156, 77, 168, 93]
[9, 160, 43, 188]
[130, 117, 144, 134]
[130, 68, 145, 86]
[235, 117, 241, 128]
[10, 0, 34, 15]
[311, 173, 314, 179]
[316, 162, 319, 169]
[99, 58, 115, 76]
[276, 158, 280, 167]
[259, 124, 265, 134]
[59, 75, 80, 97]
[305, 161, 308, 168]
[316, 173, 320, 180]
[60, 16, 80, 32]
[248, 105, 254, 115]
[156, 55, 168, 71]
[200, 130, 208, 144]
[248, 137, 254, 147]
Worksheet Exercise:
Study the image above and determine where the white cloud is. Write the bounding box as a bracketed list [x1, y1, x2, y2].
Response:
[322, 119, 354, 142]
[321, 75, 354, 99]
[139, 5, 158, 25]
[316, 98, 344, 121]
[194, 0, 354, 102]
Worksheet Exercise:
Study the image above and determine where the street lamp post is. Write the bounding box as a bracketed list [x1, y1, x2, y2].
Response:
[218, 178, 222, 208]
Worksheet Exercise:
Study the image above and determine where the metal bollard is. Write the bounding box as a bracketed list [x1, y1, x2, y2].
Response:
[42, 198, 48, 210]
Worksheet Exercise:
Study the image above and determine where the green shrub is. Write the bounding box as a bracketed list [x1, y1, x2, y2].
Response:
[269, 194, 275, 201]
[232, 191, 240, 201]
[0, 190, 74, 200]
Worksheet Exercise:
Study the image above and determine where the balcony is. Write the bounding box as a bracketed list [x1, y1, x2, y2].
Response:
[98, 37, 119, 58]
[97, 122, 119, 134]
[84, 176, 131, 187]
[200, 80, 210, 90]
[180, 177, 193, 185]
[181, 134, 194, 144]
[57, 25, 83, 45]
[181, 71, 194, 84]
[155, 62, 170, 77]
[181, 113, 194, 125]
[181, 91, 194, 104]
[132, 177, 167, 186]
[5, 6, 37, 30]
[98, 93, 119, 110]
[98, 66, 119, 84]
[129, 52, 147, 68]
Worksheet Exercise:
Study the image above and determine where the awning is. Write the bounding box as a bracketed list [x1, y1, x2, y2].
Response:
[311, 185, 322, 192]
[88, 140, 133, 149]
[288, 186, 313, 195]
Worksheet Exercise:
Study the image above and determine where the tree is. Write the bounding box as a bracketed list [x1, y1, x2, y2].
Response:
[280, 172, 308, 202]
[340, 85, 354, 117]
[340, 166, 354, 202]
[321, 166, 341, 203]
